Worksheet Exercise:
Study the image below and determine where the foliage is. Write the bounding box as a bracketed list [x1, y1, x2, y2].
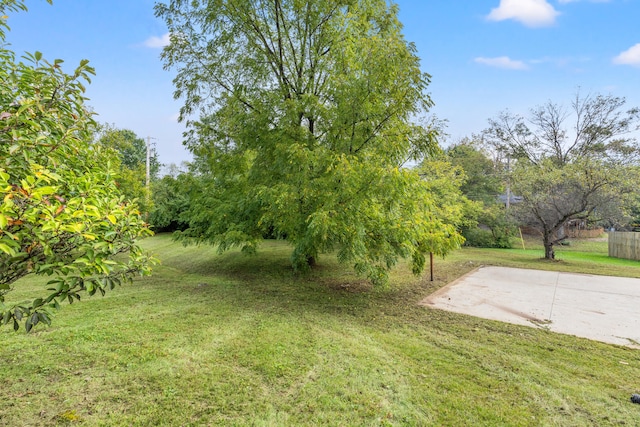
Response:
[462, 205, 514, 249]
[446, 138, 503, 205]
[95, 125, 161, 215]
[156, 0, 464, 284]
[462, 227, 499, 248]
[442, 139, 514, 248]
[103, 128, 159, 174]
[416, 154, 479, 233]
[484, 92, 640, 258]
[148, 171, 191, 232]
[0, 0, 154, 331]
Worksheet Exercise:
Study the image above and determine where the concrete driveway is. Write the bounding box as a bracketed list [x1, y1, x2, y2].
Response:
[421, 266, 640, 347]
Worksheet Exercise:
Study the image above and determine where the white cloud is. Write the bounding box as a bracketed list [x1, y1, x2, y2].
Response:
[143, 33, 170, 48]
[487, 0, 560, 27]
[613, 43, 640, 67]
[474, 56, 529, 70]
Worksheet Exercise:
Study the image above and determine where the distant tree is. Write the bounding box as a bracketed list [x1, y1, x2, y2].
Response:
[0, 0, 154, 331]
[512, 158, 636, 256]
[484, 92, 640, 259]
[446, 139, 503, 206]
[156, 0, 464, 284]
[149, 171, 191, 232]
[444, 139, 514, 248]
[627, 195, 640, 231]
[97, 126, 160, 173]
[95, 125, 161, 215]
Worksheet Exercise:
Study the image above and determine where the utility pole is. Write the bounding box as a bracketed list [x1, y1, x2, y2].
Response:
[145, 136, 156, 220]
[146, 136, 151, 192]
[505, 153, 511, 210]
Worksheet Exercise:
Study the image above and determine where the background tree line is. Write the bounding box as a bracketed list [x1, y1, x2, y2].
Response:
[145, 90, 640, 262]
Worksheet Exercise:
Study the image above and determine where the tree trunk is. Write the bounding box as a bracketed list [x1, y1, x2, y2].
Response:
[544, 244, 555, 260]
[306, 255, 316, 267]
[543, 233, 555, 259]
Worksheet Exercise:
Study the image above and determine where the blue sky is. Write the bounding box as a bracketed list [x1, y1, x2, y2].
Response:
[5, 0, 640, 166]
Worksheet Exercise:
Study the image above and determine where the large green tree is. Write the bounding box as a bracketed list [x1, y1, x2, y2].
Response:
[0, 0, 154, 331]
[484, 93, 640, 259]
[156, 0, 463, 284]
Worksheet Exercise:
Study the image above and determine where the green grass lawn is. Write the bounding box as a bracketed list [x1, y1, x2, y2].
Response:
[2, 234, 640, 426]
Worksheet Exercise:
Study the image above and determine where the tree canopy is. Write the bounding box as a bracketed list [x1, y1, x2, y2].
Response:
[156, 0, 464, 284]
[0, 0, 154, 331]
[446, 139, 503, 206]
[484, 93, 640, 166]
[96, 126, 160, 175]
[484, 92, 640, 258]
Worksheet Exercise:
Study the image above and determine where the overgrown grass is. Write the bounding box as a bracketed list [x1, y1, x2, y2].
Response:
[1, 234, 640, 426]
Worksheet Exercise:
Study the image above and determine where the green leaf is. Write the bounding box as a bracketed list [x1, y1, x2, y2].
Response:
[39, 312, 51, 326]
[0, 243, 14, 255]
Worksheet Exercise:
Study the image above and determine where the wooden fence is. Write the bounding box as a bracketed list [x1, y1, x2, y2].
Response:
[608, 232, 640, 261]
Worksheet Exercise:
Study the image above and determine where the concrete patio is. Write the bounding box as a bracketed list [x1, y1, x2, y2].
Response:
[421, 266, 640, 347]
